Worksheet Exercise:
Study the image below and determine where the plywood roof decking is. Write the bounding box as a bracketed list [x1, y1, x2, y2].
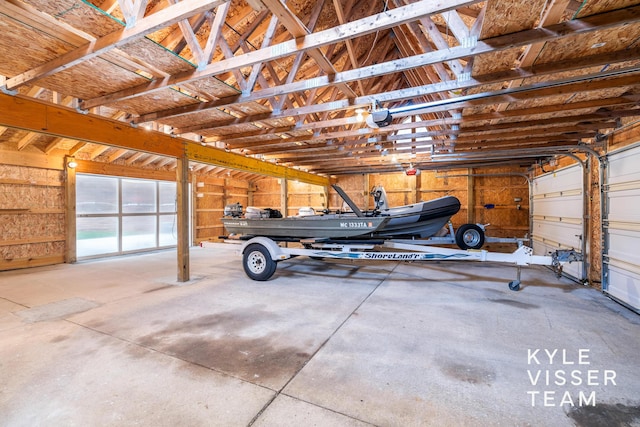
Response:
[1, 0, 639, 178]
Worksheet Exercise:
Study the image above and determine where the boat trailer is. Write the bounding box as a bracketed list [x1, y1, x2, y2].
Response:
[202, 237, 581, 291]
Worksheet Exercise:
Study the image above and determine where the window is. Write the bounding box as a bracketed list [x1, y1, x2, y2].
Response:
[76, 174, 181, 259]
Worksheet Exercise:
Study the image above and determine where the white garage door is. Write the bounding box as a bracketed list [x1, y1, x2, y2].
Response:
[604, 144, 640, 312]
[532, 164, 585, 282]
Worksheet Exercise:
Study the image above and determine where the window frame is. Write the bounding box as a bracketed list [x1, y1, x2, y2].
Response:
[76, 173, 181, 259]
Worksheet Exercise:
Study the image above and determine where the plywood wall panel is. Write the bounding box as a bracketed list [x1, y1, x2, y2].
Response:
[0, 164, 66, 270]
[331, 176, 364, 211]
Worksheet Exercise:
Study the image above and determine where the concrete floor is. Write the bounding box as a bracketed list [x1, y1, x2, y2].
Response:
[1, 244, 639, 426]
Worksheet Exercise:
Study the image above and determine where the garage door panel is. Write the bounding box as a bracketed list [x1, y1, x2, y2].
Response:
[605, 143, 640, 312]
[607, 148, 640, 183]
[533, 167, 583, 194]
[608, 188, 640, 223]
[532, 164, 584, 282]
[607, 228, 640, 268]
[606, 266, 640, 310]
[533, 196, 583, 218]
[532, 220, 582, 248]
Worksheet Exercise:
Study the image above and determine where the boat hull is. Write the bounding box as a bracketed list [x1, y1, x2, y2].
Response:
[373, 195, 461, 238]
[221, 216, 389, 239]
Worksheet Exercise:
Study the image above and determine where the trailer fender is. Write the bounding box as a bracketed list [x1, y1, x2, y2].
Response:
[241, 236, 291, 261]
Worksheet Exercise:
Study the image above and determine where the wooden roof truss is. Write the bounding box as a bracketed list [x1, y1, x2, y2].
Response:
[0, 0, 639, 178]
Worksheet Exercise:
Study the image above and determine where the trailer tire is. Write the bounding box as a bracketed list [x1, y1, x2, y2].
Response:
[243, 243, 277, 281]
[455, 224, 485, 249]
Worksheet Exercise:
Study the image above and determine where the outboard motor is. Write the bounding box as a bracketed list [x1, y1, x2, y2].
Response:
[224, 202, 243, 217]
[370, 185, 389, 211]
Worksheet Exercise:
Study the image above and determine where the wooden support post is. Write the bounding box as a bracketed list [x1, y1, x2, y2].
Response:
[363, 174, 370, 211]
[415, 174, 422, 203]
[467, 168, 475, 224]
[281, 178, 288, 217]
[176, 156, 190, 282]
[65, 156, 77, 263]
[248, 182, 255, 206]
[191, 171, 197, 246]
[323, 185, 329, 210]
[410, 175, 417, 204]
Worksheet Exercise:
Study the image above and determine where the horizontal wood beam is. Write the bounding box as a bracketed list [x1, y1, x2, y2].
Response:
[0, 92, 184, 156]
[185, 144, 330, 186]
[0, 93, 329, 185]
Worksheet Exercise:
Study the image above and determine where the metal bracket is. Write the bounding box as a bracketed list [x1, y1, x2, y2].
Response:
[1, 85, 17, 96]
[552, 249, 582, 277]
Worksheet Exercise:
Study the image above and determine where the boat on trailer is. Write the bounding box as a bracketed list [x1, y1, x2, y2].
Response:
[213, 185, 581, 287]
[221, 185, 461, 241]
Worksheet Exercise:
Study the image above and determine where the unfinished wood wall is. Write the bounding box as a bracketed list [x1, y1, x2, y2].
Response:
[331, 169, 530, 241]
[0, 157, 66, 270]
[287, 180, 327, 216]
[471, 167, 530, 239]
[244, 178, 326, 217]
[195, 176, 249, 243]
[419, 170, 468, 227]
[251, 177, 282, 212]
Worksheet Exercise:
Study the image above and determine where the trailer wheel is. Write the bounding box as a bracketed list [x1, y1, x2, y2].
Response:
[455, 224, 485, 249]
[243, 243, 277, 281]
[508, 280, 521, 291]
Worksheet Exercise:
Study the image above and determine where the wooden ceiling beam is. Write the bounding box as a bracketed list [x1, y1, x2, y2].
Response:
[125, 151, 147, 165]
[107, 148, 131, 162]
[332, 0, 365, 96]
[0, 93, 328, 185]
[201, 2, 232, 67]
[162, 12, 209, 54]
[244, 13, 280, 95]
[392, 72, 640, 118]
[81, 0, 481, 109]
[5, 0, 230, 91]
[490, 0, 573, 123]
[43, 137, 67, 154]
[136, 7, 640, 129]
[16, 132, 40, 151]
[176, 49, 640, 137]
[238, 101, 640, 155]
[117, 0, 149, 27]
[260, 0, 357, 99]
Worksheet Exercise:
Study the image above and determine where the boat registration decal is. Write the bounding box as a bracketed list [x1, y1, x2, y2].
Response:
[339, 221, 374, 228]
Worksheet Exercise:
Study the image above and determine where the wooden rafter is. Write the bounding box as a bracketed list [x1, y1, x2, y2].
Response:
[331, 0, 365, 96]
[5, 0, 230, 90]
[117, 0, 149, 27]
[80, 0, 481, 109]
[489, 0, 573, 122]
[133, 5, 640, 133]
